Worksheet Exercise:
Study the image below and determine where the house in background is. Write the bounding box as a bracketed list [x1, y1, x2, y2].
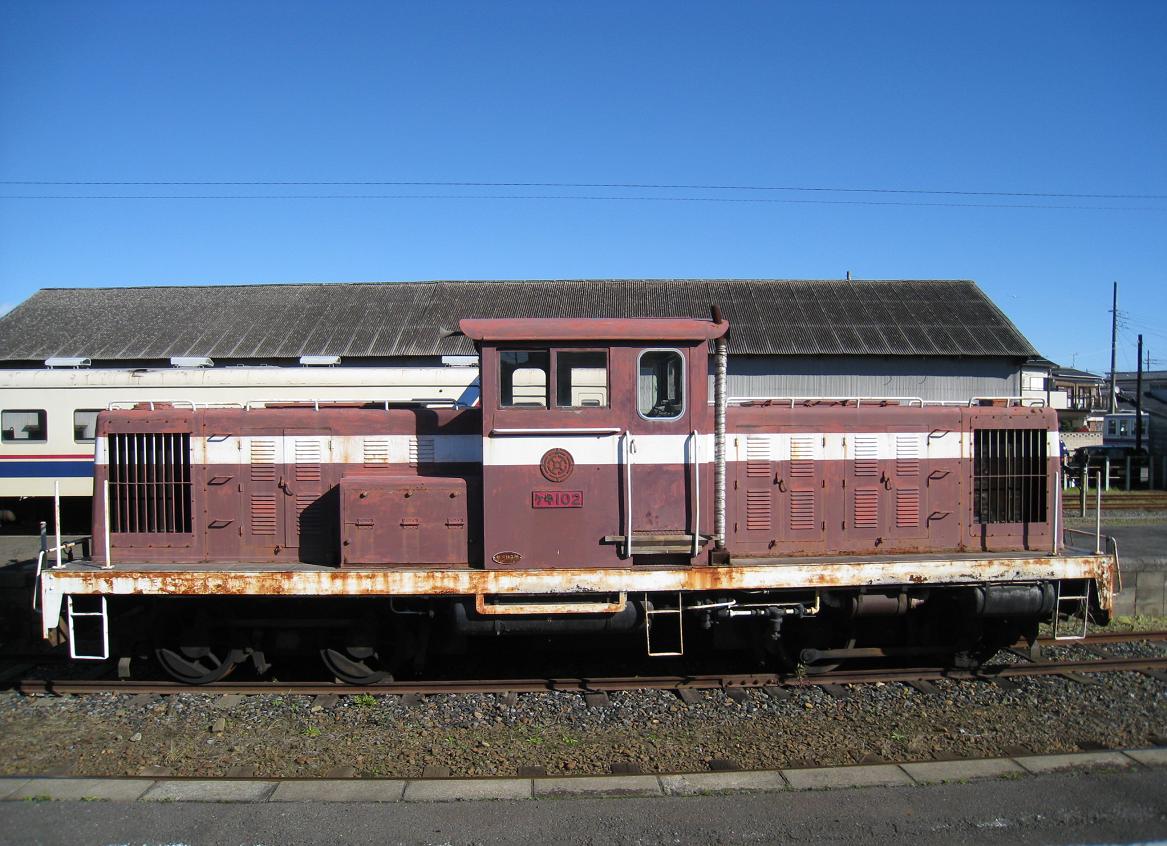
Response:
[1021, 357, 1106, 442]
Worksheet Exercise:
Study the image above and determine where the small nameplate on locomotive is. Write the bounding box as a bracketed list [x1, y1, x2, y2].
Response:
[531, 490, 583, 509]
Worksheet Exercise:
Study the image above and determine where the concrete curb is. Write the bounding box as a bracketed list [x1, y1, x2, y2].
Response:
[1, 749, 1163, 804]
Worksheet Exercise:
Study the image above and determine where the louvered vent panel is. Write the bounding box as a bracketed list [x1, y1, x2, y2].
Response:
[362, 438, 391, 468]
[790, 491, 816, 531]
[293, 438, 322, 481]
[895, 434, 920, 476]
[745, 435, 771, 478]
[853, 489, 879, 529]
[853, 435, 879, 477]
[296, 494, 321, 537]
[107, 432, 192, 533]
[896, 488, 920, 528]
[250, 494, 277, 535]
[790, 435, 816, 478]
[409, 436, 435, 467]
[745, 490, 772, 530]
[250, 438, 277, 482]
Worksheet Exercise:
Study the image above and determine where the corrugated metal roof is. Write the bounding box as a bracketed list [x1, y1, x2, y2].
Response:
[0, 279, 1037, 361]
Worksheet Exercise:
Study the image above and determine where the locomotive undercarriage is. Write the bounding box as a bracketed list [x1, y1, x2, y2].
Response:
[75, 580, 1100, 684]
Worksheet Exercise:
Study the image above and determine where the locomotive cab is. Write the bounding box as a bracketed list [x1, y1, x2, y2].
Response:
[461, 318, 728, 570]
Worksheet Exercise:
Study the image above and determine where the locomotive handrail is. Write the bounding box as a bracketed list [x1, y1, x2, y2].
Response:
[720, 396, 1049, 408]
[1062, 529, 1122, 594]
[244, 397, 468, 411]
[105, 398, 468, 411]
[965, 396, 1047, 407]
[725, 396, 926, 408]
[107, 400, 242, 410]
[489, 427, 622, 436]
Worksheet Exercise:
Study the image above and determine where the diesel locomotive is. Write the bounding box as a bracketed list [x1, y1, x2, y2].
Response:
[38, 315, 1119, 682]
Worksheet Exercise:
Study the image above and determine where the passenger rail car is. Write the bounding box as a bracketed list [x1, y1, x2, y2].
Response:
[38, 317, 1118, 683]
[0, 365, 478, 528]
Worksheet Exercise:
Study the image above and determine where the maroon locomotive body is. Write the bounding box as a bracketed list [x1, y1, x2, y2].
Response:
[41, 317, 1117, 683]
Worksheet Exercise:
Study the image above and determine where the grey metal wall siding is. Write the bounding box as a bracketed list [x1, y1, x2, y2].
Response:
[712, 356, 1020, 402]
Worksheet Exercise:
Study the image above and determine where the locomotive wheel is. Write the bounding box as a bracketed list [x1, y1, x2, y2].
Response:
[320, 644, 391, 685]
[156, 644, 244, 684]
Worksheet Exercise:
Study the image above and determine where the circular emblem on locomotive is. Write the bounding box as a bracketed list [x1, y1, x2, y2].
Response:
[540, 448, 575, 482]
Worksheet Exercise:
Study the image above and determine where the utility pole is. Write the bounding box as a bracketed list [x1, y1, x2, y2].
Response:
[1109, 281, 1118, 413]
[1136, 333, 1144, 454]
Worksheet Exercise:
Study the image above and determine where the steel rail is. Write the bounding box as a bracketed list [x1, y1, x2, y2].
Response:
[14, 654, 1167, 697]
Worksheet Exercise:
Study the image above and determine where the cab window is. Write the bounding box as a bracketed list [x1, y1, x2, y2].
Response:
[638, 350, 684, 419]
[556, 351, 608, 408]
[500, 350, 549, 408]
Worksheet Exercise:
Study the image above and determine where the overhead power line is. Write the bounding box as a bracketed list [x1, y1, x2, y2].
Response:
[0, 192, 1163, 211]
[1, 178, 1165, 200]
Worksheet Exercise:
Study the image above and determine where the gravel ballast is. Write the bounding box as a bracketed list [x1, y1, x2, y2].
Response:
[1, 642, 1164, 779]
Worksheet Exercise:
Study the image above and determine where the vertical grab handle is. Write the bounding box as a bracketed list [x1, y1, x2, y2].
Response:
[623, 432, 634, 559]
[691, 430, 700, 556]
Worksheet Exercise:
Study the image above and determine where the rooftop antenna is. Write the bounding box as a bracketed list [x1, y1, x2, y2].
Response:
[1136, 334, 1144, 454]
[1109, 281, 1118, 413]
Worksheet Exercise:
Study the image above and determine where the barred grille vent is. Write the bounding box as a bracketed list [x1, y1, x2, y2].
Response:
[745, 490, 772, 530]
[853, 489, 879, 529]
[853, 435, 878, 477]
[790, 435, 816, 478]
[973, 428, 1048, 524]
[789, 491, 816, 531]
[746, 435, 771, 478]
[108, 433, 192, 534]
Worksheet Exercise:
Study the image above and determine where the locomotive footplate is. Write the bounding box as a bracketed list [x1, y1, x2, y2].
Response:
[38, 550, 1118, 640]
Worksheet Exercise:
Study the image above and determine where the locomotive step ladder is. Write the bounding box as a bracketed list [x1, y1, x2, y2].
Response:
[66, 595, 110, 660]
[644, 592, 684, 657]
[603, 533, 711, 556]
[1053, 579, 1090, 641]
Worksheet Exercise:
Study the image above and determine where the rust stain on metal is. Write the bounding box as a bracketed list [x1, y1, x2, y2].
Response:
[44, 554, 1116, 599]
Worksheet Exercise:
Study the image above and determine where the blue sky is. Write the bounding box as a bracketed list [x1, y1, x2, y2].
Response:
[1, 1, 1163, 374]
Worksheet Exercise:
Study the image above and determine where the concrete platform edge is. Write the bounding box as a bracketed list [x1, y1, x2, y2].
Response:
[0, 748, 1162, 803]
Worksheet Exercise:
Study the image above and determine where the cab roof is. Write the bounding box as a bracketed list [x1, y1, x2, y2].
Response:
[458, 317, 728, 343]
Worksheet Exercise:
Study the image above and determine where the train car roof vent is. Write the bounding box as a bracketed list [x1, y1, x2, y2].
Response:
[170, 356, 214, 368]
[299, 355, 341, 366]
[45, 357, 92, 368]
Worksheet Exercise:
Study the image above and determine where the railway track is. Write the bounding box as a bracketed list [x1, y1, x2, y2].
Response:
[1063, 493, 1167, 511]
[14, 630, 1167, 697]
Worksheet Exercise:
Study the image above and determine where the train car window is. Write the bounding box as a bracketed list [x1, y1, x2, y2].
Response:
[499, 350, 549, 408]
[638, 350, 685, 420]
[1, 409, 47, 442]
[555, 351, 608, 408]
[74, 409, 102, 442]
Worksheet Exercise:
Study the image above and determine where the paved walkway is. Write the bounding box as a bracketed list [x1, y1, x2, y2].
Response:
[1, 762, 1165, 846]
[2, 748, 1164, 804]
